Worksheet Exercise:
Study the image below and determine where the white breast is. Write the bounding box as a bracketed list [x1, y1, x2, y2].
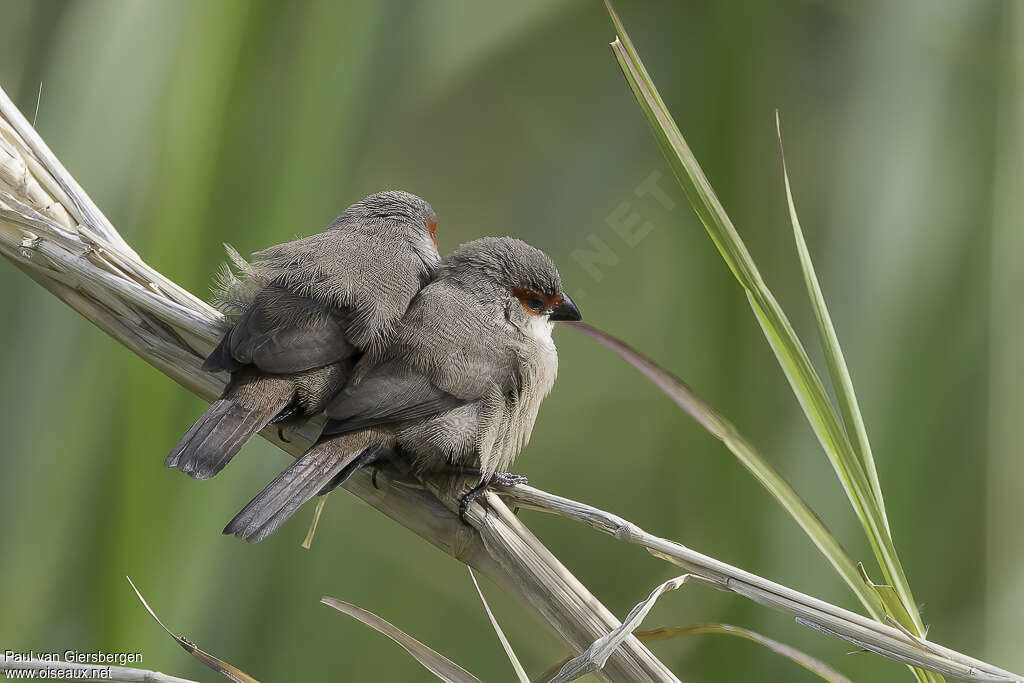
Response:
[523, 315, 558, 396]
[478, 314, 559, 477]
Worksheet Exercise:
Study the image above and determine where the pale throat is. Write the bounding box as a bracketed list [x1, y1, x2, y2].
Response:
[523, 313, 556, 352]
[412, 234, 438, 268]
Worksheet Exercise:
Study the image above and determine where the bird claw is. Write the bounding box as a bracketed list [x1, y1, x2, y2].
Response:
[490, 472, 528, 488]
[269, 397, 300, 425]
[457, 471, 528, 523]
[458, 483, 486, 523]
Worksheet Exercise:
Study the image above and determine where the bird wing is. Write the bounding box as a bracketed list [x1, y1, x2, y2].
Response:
[251, 228, 430, 350]
[322, 364, 465, 435]
[203, 285, 355, 374]
[321, 280, 520, 434]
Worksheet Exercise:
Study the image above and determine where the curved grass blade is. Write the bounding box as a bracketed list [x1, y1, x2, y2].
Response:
[549, 574, 694, 682]
[547, 573, 850, 683]
[467, 566, 529, 683]
[569, 322, 882, 618]
[127, 576, 259, 683]
[321, 596, 482, 683]
[636, 624, 852, 683]
[601, 0, 927, 658]
[775, 112, 888, 533]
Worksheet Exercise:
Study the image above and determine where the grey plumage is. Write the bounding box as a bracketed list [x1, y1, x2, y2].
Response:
[166, 190, 440, 480]
[224, 236, 581, 541]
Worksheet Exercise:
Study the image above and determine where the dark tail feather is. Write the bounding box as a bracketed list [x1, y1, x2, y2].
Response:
[316, 444, 394, 496]
[223, 431, 383, 543]
[165, 399, 270, 480]
[202, 332, 241, 373]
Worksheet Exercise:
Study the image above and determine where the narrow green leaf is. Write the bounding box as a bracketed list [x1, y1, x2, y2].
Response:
[636, 624, 853, 683]
[775, 117, 941, 683]
[857, 564, 916, 633]
[570, 322, 883, 619]
[775, 112, 889, 534]
[856, 565, 941, 683]
[602, 0, 927, 654]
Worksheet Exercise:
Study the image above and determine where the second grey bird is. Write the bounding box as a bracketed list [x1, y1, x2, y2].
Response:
[224, 236, 582, 542]
[165, 190, 440, 480]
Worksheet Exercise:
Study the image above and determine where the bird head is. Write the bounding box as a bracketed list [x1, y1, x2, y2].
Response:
[441, 237, 581, 329]
[330, 190, 441, 268]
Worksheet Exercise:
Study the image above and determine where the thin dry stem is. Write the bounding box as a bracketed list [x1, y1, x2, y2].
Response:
[0, 85, 672, 683]
[1, 84, 1017, 683]
[500, 485, 1020, 682]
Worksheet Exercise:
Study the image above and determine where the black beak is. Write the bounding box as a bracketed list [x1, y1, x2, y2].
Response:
[549, 293, 582, 322]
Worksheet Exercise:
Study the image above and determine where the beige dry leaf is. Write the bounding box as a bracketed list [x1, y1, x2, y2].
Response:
[321, 596, 483, 683]
[126, 577, 259, 683]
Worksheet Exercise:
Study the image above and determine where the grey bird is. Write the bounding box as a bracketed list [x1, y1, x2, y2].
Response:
[165, 190, 441, 480]
[223, 236, 582, 542]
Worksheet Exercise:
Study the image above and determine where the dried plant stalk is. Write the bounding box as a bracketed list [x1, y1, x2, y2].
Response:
[1, 85, 1018, 682]
[0, 85, 673, 683]
[501, 486, 1020, 682]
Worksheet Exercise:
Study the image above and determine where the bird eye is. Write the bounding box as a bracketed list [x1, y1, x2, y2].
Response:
[526, 297, 545, 312]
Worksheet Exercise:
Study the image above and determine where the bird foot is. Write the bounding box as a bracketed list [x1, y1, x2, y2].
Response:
[457, 471, 528, 522]
[490, 471, 528, 488]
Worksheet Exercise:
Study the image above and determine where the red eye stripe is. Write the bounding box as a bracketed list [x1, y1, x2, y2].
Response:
[427, 219, 438, 246]
[511, 286, 562, 315]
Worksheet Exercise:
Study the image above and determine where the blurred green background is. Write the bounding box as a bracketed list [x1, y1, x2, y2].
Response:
[1, 1, 1020, 680]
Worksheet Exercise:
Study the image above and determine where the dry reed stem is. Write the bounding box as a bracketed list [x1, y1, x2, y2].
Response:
[0, 85, 673, 683]
[1, 84, 1018, 682]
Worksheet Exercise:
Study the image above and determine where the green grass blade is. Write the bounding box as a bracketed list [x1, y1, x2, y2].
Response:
[856, 565, 939, 683]
[571, 323, 883, 619]
[857, 564, 917, 632]
[775, 112, 889, 534]
[602, 0, 929, 659]
[601, 0, 872, 520]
